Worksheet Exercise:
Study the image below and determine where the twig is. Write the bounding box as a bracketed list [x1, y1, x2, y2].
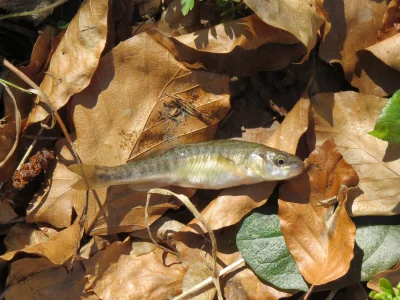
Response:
[0, 82, 21, 168]
[0, 0, 69, 21]
[16, 127, 44, 171]
[146, 189, 223, 300]
[173, 258, 245, 300]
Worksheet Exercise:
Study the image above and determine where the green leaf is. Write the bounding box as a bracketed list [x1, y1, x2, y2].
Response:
[181, 0, 195, 15]
[379, 278, 395, 296]
[356, 224, 400, 281]
[236, 212, 308, 291]
[368, 90, 400, 143]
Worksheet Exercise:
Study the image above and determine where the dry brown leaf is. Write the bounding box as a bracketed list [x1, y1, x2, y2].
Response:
[319, 0, 389, 93]
[307, 92, 400, 216]
[26, 137, 84, 228]
[4, 223, 57, 252]
[152, 14, 307, 76]
[356, 33, 400, 96]
[0, 222, 80, 271]
[79, 236, 114, 259]
[183, 97, 309, 233]
[156, 0, 203, 35]
[367, 260, 400, 292]
[0, 201, 17, 224]
[67, 32, 229, 235]
[279, 138, 359, 285]
[378, 0, 400, 41]
[5, 258, 94, 299]
[3, 25, 55, 119]
[26, 0, 109, 126]
[224, 267, 293, 300]
[244, 0, 324, 55]
[83, 238, 185, 299]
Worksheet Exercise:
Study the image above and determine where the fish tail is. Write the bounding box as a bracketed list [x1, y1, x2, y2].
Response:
[68, 164, 105, 190]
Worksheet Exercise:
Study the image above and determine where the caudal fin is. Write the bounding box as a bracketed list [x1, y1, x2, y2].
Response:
[68, 164, 101, 190]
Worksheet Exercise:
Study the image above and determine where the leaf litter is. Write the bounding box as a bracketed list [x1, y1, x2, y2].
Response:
[0, 0, 399, 299]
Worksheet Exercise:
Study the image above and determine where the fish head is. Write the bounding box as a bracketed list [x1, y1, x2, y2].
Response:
[247, 148, 304, 181]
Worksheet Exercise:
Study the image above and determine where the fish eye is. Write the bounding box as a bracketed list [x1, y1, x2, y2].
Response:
[274, 154, 288, 167]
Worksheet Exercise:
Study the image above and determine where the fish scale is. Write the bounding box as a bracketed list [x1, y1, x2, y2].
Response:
[69, 139, 304, 190]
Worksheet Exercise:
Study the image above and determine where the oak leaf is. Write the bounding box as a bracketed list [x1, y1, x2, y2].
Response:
[279, 138, 359, 285]
[83, 238, 185, 299]
[307, 92, 400, 216]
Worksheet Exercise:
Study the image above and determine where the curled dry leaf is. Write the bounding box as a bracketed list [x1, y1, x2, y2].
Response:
[244, 0, 324, 56]
[307, 92, 400, 216]
[156, 0, 203, 35]
[2, 25, 55, 119]
[83, 238, 185, 299]
[5, 258, 94, 299]
[4, 223, 57, 252]
[0, 222, 80, 272]
[378, 0, 400, 41]
[367, 260, 400, 292]
[0, 201, 17, 224]
[26, 137, 85, 229]
[224, 267, 293, 300]
[27, 0, 109, 126]
[319, 0, 389, 95]
[356, 33, 400, 97]
[279, 138, 359, 285]
[184, 97, 309, 234]
[68, 32, 229, 235]
[0, 121, 23, 182]
[152, 14, 307, 77]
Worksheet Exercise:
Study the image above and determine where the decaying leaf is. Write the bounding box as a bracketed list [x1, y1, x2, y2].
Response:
[27, 0, 109, 126]
[224, 267, 294, 300]
[244, 0, 324, 55]
[368, 261, 400, 293]
[68, 32, 229, 235]
[83, 238, 185, 299]
[26, 137, 84, 229]
[0, 201, 17, 224]
[357, 34, 400, 97]
[5, 258, 93, 299]
[308, 92, 400, 216]
[152, 14, 307, 77]
[4, 223, 57, 252]
[279, 138, 359, 285]
[319, 0, 389, 94]
[0, 222, 80, 272]
[378, 0, 400, 41]
[0, 121, 23, 181]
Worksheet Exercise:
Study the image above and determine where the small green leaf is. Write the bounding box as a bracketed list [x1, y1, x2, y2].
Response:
[181, 0, 195, 15]
[356, 224, 400, 281]
[368, 90, 400, 143]
[236, 212, 308, 291]
[379, 278, 395, 296]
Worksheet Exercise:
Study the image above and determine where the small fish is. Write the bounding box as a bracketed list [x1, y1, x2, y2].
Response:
[69, 140, 304, 190]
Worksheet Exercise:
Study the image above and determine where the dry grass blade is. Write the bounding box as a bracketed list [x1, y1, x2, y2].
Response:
[146, 188, 223, 300]
[0, 83, 20, 168]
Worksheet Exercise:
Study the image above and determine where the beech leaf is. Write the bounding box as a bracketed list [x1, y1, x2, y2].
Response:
[279, 138, 359, 285]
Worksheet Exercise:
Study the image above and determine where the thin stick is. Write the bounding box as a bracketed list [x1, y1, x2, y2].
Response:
[146, 189, 223, 300]
[173, 258, 245, 300]
[0, 0, 69, 21]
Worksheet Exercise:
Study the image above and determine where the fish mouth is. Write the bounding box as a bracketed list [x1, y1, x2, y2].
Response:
[288, 161, 304, 178]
